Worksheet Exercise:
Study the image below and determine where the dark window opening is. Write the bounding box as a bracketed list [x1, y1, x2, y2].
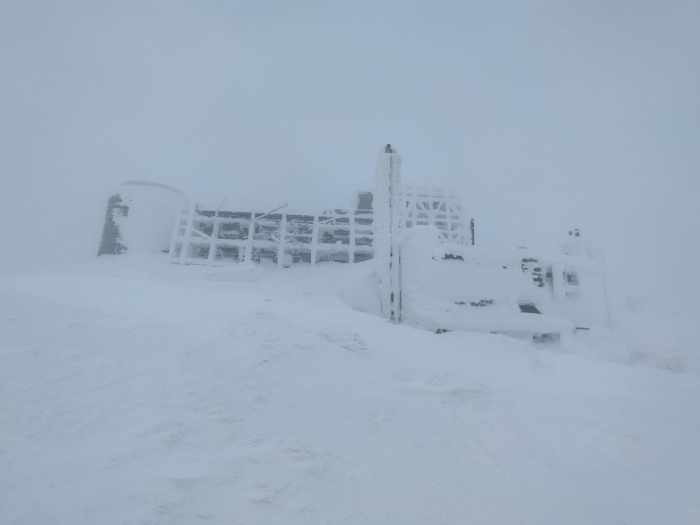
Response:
[357, 192, 373, 211]
[565, 272, 579, 286]
[518, 303, 541, 314]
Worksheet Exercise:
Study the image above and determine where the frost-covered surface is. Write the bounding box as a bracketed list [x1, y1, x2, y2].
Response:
[400, 227, 610, 337]
[1, 256, 699, 524]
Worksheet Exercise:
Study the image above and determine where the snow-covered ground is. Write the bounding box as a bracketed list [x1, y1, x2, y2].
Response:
[1, 256, 699, 524]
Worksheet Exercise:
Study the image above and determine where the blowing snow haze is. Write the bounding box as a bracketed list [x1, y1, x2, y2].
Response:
[1, 0, 699, 311]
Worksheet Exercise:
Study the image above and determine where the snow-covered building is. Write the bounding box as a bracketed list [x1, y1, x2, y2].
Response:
[97, 145, 609, 342]
[398, 226, 610, 341]
[368, 145, 610, 340]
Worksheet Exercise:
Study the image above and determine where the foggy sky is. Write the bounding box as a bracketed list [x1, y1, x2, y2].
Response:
[1, 0, 698, 312]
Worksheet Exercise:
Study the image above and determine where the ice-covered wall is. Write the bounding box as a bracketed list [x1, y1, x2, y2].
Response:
[373, 145, 402, 322]
[399, 226, 610, 337]
[98, 181, 187, 256]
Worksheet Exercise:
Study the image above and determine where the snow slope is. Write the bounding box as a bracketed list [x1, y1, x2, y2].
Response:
[1, 256, 699, 524]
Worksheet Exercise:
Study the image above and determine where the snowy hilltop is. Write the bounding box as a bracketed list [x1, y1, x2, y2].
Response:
[1, 255, 699, 525]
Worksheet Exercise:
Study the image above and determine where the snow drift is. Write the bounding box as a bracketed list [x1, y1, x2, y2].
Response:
[1, 256, 698, 525]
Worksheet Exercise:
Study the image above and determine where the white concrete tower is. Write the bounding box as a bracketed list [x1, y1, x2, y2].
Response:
[373, 144, 403, 322]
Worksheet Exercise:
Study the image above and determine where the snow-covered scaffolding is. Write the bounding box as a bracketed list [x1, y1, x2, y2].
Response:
[400, 186, 470, 244]
[167, 206, 375, 267]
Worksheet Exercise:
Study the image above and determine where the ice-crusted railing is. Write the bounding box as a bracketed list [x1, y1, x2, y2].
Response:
[168, 206, 375, 268]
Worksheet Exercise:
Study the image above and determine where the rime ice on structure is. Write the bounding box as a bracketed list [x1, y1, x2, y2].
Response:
[373, 144, 402, 323]
[400, 186, 469, 245]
